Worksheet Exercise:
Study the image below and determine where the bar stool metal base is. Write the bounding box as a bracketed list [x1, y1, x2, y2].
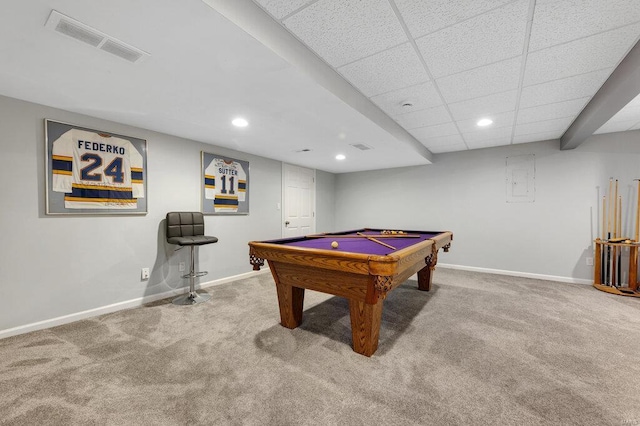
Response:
[172, 245, 211, 305]
[172, 291, 211, 305]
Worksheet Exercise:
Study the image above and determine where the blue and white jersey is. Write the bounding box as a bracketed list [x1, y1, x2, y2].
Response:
[204, 158, 247, 212]
[51, 129, 144, 209]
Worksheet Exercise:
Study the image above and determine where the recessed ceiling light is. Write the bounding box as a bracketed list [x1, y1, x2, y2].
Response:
[335, 154, 346, 160]
[477, 118, 493, 127]
[232, 117, 248, 127]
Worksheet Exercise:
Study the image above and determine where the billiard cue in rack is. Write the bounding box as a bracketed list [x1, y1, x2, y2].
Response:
[635, 179, 640, 243]
[618, 195, 622, 286]
[601, 195, 606, 284]
[613, 180, 619, 286]
[634, 179, 640, 291]
[613, 180, 620, 286]
[606, 178, 613, 285]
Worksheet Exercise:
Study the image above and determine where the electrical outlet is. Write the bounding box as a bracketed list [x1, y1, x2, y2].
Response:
[179, 262, 186, 272]
[141, 267, 150, 280]
[586, 257, 593, 266]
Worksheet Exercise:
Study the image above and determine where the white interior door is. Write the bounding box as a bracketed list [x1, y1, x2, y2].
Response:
[282, 163, 315, 237]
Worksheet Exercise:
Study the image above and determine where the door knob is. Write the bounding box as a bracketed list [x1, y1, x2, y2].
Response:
[285, 221, 290, 226]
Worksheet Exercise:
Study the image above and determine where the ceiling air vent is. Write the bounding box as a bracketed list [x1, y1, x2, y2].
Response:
[100, 39, 145, 63]
[350, 143, 373, 151]
[45, 10, 149, 63]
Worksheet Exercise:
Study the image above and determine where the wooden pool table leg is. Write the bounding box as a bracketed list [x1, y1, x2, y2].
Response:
[349, 298, 383, 357]
[275, 283, 305, 329]
[418, 252, 437, 291]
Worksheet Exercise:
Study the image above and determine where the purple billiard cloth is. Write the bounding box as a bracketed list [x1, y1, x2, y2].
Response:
[280, 230, 440, 255]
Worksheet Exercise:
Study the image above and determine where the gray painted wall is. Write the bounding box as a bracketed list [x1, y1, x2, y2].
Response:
[0, 95, 333, 332]
[2, 91, 638, 334]
[334, 131, 640, 281]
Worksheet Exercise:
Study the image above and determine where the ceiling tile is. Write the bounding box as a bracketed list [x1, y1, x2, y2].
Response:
[448, 90, 518, 121]
[429, 143, 468, 154]
[520, 69, 612, 108]
[417, 0, 529, 78]
[339, 43, 429, 97]
[422, 133, 465, 146]
[394, 0, 514, 39]
[523, 24, 640, 87]
[393, 104, 451, 129]
[370, 81, 441, 116]
[595, 119, 640, 135]
[456, 111, 514, 133]
[529, 0, 640, 51]
[436, 57, 521, 104]
[463, 125, 513, 144]
[513, 130, 563, 144]
[283, 0, 407, 67]
[514, 116, 575, 136]
[254, 0, 315, 20]
[516, 98, 588, 125]
[466, 138, 513, 149]
[512, 131, 562, 144]
[409, 121, 459, 139]
[419, 133, 466, 149]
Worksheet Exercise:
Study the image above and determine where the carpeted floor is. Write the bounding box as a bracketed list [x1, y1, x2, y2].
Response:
[2, 268, 640, 425]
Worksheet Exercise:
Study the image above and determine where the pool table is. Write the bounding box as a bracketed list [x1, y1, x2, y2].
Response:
[248, 228, 453, 356]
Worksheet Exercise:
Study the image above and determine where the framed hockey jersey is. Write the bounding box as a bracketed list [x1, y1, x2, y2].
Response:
[45, 119, 148, 215]
[201, 151, 249, 215]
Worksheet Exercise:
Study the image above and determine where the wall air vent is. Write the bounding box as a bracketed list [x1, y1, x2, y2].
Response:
[350, 143, 373, 151]
[45, 10, 149, 63]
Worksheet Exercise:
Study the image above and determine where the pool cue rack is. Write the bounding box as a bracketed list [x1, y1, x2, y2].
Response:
[593, 178, 640, 297]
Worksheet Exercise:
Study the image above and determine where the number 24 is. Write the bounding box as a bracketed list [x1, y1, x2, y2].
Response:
[80, 153, 124, 183]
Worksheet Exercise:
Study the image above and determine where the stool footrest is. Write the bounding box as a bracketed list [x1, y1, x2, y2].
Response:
[181, 271, 208, 279]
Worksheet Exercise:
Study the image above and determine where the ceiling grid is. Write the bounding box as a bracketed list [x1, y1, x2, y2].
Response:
[255, 0, 640, 154]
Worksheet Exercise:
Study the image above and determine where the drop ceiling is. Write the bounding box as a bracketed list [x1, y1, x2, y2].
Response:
[247, 0, 640, 154]
[0, 0, 639, 174]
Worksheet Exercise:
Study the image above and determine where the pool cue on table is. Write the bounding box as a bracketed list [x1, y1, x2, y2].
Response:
[306, 234, 420, 239]
[357, 232, 396, 250]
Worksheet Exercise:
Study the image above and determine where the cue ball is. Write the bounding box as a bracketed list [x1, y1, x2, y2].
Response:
[331, 241, 339, 248]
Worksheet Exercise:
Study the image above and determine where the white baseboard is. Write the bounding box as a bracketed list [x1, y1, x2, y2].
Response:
[0, 269, 270, 340]
[437, 263, 592, 285]
[1, 265, 590, 340]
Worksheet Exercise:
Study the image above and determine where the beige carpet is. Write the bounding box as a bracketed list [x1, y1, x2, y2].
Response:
[2, 268, 640, 425]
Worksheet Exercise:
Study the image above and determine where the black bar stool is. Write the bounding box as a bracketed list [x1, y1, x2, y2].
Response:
[166, 212, 218, 305]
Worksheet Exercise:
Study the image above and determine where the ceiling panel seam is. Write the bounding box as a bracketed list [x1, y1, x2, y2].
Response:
[509, 0, 537, 145]
[387, 0, 468, 150]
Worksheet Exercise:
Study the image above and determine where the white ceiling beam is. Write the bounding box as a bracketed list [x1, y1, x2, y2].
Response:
[560, 39, 640, 150]
[202, 0, 433, 163]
